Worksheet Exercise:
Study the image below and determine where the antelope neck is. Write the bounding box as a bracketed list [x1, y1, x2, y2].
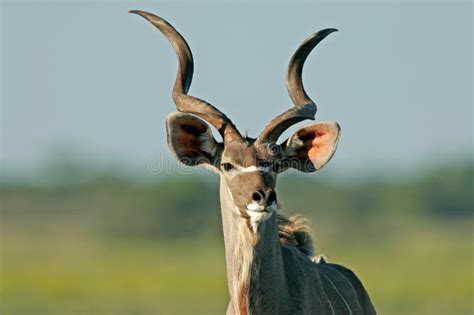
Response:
[219, 180, 287, 314]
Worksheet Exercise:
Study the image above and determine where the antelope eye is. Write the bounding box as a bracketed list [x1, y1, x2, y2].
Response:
[221, 163, 234, 171]
[257, 160, 271, 168]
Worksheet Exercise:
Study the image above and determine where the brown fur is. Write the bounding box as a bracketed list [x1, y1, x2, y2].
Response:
[232, 221, 257, 315]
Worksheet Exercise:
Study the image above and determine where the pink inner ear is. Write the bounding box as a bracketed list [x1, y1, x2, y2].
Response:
[308, 140, 329, 161]
[299, 125, 337, 161]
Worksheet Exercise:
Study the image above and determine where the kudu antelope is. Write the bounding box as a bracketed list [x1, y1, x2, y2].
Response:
[131, 10, 376, 315]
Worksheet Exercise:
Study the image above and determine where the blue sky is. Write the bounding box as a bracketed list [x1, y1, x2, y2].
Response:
[2, 1, 472, 177]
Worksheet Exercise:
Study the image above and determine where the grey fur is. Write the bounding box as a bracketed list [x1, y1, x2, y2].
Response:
[220, 180, 376, 315]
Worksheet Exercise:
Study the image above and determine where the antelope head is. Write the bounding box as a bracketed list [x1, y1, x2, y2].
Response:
[131, 11, 340, 231]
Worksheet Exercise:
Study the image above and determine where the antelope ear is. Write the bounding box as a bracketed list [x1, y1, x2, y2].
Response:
[166, 112, 221, 168]
[281, 121, 340, 172]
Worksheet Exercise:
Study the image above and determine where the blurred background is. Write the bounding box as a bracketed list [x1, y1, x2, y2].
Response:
[1, 1, 472, 315]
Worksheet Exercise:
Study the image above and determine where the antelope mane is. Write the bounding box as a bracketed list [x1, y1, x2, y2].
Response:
[277, 214, 314, 257]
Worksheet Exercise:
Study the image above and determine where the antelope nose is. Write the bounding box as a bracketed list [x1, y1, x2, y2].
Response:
[251, 190, 277, 208]
[267, 190, 277, 206]
[252, 190, 265, 205]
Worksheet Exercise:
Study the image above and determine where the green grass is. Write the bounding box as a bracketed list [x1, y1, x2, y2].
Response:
[321, 222, 473, 315]
[1, 223, 227, 315]
[1, 163, 472, 314]
[1, 217, 472, 315]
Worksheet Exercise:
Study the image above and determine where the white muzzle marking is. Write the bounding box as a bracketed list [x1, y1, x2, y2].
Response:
[245, 201, 277, 232]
